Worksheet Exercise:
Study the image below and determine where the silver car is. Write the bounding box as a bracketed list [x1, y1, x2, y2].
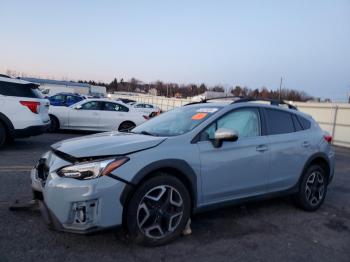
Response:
[31, 98, 335, 246]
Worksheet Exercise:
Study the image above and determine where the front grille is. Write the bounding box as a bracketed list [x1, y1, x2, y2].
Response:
[37, 158, 49, 182]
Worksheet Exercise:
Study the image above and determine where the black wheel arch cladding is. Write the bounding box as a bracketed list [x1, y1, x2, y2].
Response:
[119, 159, 198, 210]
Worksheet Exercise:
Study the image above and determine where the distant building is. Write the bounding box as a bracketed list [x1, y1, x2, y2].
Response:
[148, 88, 158, 96]
[19, 77, 106, 96]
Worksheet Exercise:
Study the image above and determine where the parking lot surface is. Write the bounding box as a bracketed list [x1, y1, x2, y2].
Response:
[0, 132, 349, 262]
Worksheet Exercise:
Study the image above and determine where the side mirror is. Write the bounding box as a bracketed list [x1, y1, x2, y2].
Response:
[213, 128, 238, 148]
[75, 105, 82, 110]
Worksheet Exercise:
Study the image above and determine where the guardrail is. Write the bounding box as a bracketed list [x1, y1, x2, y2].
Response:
[112, 94, 350, 148]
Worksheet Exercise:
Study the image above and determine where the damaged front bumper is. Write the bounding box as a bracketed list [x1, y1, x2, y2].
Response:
[30, 154, 127, 234]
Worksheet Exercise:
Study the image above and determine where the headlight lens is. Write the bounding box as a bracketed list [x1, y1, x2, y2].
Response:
[57, 157, 129, 180]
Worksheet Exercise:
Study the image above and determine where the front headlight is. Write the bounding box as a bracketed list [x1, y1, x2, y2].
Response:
[57, 157, 129, 180]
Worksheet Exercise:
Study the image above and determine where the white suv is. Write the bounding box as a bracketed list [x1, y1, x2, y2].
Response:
[0, 76, 50, 146]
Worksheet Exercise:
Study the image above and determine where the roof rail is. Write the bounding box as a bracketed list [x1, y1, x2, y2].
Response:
[0, 74, 11, 78]
[185, 96, 241, 106]
[185, 96, 297, 110]
[232, 97, 298, 110]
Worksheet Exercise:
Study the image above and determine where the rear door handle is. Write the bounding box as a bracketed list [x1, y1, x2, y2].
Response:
[302, 141, 310, 148]
[256, 144, 268, 152]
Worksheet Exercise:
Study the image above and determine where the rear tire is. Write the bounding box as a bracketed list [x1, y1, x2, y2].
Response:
[125, 175, 191, 246]
[48, 115, 59, 133]
[118, 121, 136, 132]
[294, 164, 327, 211]
[0, 122, 7, 147]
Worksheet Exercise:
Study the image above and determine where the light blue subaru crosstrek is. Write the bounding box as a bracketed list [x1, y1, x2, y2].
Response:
[31, 98, 335, 246]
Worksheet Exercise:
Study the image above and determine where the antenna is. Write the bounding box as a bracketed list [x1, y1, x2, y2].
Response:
[279, 77, 283, 100]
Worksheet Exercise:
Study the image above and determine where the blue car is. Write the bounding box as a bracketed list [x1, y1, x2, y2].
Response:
[49, 93, 85, 107]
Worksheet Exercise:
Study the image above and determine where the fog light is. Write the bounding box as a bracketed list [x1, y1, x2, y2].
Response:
[71, 199, 98, 225]
[76, 206, 86, 223]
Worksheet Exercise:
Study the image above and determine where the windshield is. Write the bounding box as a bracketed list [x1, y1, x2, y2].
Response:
[132, 105, 222, 136]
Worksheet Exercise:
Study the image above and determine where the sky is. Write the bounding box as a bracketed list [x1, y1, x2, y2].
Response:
[0, 0, 349, 101]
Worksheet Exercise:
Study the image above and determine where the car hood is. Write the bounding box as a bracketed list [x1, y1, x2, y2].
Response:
[51, 131, 167, 158]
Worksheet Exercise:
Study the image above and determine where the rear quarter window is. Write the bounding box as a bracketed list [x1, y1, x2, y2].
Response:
[0, 81, 43, 98]
[265, 108, 295, 135]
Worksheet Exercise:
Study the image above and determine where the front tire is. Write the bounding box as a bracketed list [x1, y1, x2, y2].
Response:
[125, 175, 191, 246]
[48, 115, 59, 133]
[0, 122, 7, 147]
[294, 164, 327, 211]
[118, 121, 136, 132]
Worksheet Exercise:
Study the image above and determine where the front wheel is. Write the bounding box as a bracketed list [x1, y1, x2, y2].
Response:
[125, 175, 191, 246]
[294, 164, 327, 211]
[118, 121, 136, 132]
[48, 115, 59, 133]
[0, 122, 7, 147]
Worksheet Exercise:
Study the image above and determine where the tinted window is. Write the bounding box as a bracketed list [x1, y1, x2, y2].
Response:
[0, 81, 43, 98]
[80, 101, 101, 110]
[265, 109, 295, 135]
[51, 95, 65, 100]
[66, 95, 80, 102]
[103, 102, 129, 112]
[292, 114, 303, 131]
[202, 108, 261, 140]
[297, 115, 311, 130]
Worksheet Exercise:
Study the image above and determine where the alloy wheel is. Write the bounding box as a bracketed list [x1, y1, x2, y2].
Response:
[305, 171, 325, 206]
[136, 185, 184, 240]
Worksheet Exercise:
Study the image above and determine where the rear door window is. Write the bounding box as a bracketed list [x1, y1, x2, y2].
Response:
[265, 109, 295, 135]
[297, 115, 311, 130]
[80, 101, 101, 110]
[102, 102, 129, 112]
[292, 114, 303, 131]
[0, 81, 43, 98]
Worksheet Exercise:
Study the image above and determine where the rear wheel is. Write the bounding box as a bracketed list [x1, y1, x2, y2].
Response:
[125, 175, 191, 246]
[48, 115, 59, 133]
[0, 122, 7, 147]
[294, 164, 327, 211]
[118, 121, 136, 132]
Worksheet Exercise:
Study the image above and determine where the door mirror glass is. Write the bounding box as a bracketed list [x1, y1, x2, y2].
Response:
[213, 128, 238, 148]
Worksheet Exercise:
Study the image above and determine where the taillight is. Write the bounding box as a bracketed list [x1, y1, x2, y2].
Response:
[324, 135, 332, 144]
[20, 101, 40, 114]
[143, 115, 149, 120]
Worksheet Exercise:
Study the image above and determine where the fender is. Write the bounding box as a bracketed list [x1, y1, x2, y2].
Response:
[120, 159, 198, 209]
[0, 112, 14, 136]
[297, 152, 331, 186]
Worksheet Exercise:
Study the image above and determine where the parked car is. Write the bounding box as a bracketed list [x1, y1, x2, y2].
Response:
[115, 98, 136, 104]
[49, 92, 86, 107]
[31, 98, 334, 246]
[48, 98, 149, 132]
[0, 76, 50, 147]
[129, 102, 161, 117]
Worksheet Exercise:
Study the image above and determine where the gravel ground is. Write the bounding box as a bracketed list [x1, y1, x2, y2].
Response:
[0, 132, 349, 262]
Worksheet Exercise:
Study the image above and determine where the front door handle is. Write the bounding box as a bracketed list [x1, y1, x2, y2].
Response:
[302, 141, 310, 148]
[256, 144, 268, 152]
